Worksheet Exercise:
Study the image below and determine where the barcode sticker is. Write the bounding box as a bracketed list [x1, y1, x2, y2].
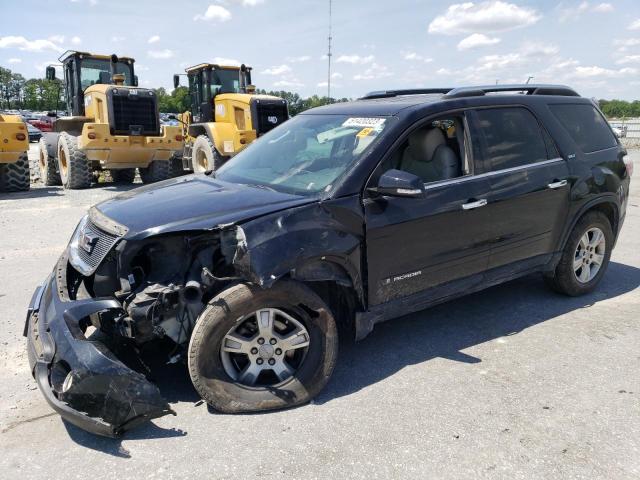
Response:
[342, 117, 386, 128]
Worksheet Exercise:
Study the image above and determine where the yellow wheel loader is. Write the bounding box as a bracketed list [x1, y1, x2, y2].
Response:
[40, 51, 183, 189]
[173, 63, 288, 174]
[0, 114, 30, 192]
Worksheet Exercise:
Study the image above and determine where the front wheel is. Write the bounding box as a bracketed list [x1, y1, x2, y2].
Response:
[191, 135, 224, 174]
[544, 211, 613, 296]
[0, 153, 30, 192]
[188, 280, 338, 413]
[57, 132, 91, 189]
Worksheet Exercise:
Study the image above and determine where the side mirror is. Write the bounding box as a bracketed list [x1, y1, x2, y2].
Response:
[45, 66, 56, 81]
[133, 75, 139, 87]
[173, 74, 180, 89]
[369, 169, 425, 198]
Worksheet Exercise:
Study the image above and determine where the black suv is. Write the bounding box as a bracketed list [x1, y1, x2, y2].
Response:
[25, 84, 632, 437]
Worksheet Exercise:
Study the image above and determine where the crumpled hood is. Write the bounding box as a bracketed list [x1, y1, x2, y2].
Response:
[95, 174, 314, 238]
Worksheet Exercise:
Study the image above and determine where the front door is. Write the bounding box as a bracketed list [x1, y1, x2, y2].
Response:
[364, 112, 493, 306]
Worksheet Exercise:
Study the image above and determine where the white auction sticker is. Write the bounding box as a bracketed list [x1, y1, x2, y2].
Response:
[342, 117, 386, 128]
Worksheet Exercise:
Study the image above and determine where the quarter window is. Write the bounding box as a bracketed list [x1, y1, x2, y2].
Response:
[474, 107, 549, 171]
[549, 104, 617, 153]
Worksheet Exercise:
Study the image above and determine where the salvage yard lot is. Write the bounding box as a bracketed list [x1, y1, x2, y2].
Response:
[0, 145, 638, 479]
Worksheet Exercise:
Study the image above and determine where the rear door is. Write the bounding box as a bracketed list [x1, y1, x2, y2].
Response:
[469, 106, 570, 270]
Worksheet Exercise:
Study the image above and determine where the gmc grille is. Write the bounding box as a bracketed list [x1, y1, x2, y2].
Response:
[109, 89, 159, 136]
[76, 221, 119, 271]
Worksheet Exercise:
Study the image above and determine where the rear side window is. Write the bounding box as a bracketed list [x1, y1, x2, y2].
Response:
[549, 104, 617, 153]
[474, 107, 549, 171]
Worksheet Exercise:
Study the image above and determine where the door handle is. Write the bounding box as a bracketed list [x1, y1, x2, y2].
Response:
[462, 199, 487, 210]
[548, 180, 568, 189]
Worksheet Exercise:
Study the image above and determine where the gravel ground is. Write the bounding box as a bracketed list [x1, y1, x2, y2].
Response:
[0, 145, 638, 479]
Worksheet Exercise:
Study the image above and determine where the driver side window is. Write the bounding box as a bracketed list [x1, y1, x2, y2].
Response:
[383, 114, 470, 184]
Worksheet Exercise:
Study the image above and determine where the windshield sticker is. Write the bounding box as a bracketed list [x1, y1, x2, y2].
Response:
[356, 127, 374, 138]
[342, 117, 386, 129]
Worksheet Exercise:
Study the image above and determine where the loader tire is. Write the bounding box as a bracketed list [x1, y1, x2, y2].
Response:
[57, 132, 91, 189]
[139, 160, 170, 184]
[38, 137, 61, 186]
[168, 154, 185, 178]
[192, 135, 224, 174]
[0, 153, 30, 192]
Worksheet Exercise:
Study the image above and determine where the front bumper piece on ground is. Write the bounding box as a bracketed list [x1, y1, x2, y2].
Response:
[24, 274, 174, 438]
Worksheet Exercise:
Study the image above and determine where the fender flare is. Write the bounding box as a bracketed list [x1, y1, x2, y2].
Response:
[290, 256, 365, 306]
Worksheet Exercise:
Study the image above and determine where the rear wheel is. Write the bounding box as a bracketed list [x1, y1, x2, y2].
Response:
[192, 135, 224, 174]
[110, 168, 136, 184]
[38, 137, 61, 186]
[544, 211, 613, 296]
[139, 160, 170, 184]
[168, 154, 184, 178]
[57, 132, 91, 189]
[0, 153, 30, 192]
[188, 280, 338, 413]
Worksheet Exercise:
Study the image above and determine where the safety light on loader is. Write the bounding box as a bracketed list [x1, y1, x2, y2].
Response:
[15, 133, 26, 141]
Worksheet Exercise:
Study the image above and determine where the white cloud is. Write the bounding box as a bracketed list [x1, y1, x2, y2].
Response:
[336, 54, 374, 65]
[135, 64, 150, 72]
[402, 52, 433, 62]
[212, 57, 241, 66]
[616, 55, 640, 65]
[194, 5, 232, 22]
[261, 64, 291, 75]
[629, 19, 640, 30]
[0, 36, 64, 53]
[274, 79, 304, 88]
[572, 66, 638, 78]
[240, 0, 265, 5]
[48, 35, 65, 44]
[7, 58, 21, 64]
[428, 1, 541, 35]
[353, 62, 393, 81]
[457, 33, 501, 50]
[593, 3, 614, 12]
[613, 38, 640, 52]
[331, 72, 342, 79]
[71, 36, 81, 45]
[148, 35, 160, 44]
[148, 49, 175, 59]
[286, 55, 311, 63]
[111, 36, 125, 42]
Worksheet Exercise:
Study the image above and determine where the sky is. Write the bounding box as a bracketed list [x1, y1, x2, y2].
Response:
[1, 0, 640, 100]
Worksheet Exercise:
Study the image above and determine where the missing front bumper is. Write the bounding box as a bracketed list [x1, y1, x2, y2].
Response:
[25, 275, 174, 438]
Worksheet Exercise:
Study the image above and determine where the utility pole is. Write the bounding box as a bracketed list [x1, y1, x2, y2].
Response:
[327, 0, 332, 102]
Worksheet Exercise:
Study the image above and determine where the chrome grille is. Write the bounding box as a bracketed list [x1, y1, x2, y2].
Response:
[75, 221, 119, 270]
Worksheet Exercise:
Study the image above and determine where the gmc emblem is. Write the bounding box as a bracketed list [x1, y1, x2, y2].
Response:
[79, 231, 99, 254]
[267, 116, 279, 124]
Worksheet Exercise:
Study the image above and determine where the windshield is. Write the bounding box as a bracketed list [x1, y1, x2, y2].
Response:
[79, 58, 134, 90]
[211, 68, 240, 94]
[216, 114, 389, 195]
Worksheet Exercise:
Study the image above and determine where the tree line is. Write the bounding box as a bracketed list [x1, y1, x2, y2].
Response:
[598, 99, 640, 119]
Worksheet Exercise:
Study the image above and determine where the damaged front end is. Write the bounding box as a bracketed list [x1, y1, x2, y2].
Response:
[25, 208, 244, 437]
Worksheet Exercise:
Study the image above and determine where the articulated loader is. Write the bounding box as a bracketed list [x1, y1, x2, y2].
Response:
[173, 63, 288, 173]
[0, 114, 30, 192]
[40, 51, 183, 189]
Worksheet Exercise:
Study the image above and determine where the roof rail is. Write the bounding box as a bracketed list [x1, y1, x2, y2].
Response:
[360, 88, 453, 100]
[444, 84, 580, 99]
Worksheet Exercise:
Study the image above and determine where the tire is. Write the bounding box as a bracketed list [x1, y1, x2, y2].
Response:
[191, 135, 224, 174]
[111, 168, 136, 184]
[0, 153, 30, 192]
[188, 280, 339, 413]
[57, 132, 91, 189]
[139, 160, 170, 184]
[38, 137, 61, 186]
[544, 211, 613, 296]
[168, 154, 184, 178]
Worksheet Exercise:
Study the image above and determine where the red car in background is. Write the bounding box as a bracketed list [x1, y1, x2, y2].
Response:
[26, 115, 55, 132]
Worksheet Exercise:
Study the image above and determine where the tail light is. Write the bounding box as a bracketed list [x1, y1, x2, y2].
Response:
[623, 154, 633, 178]
[15, 133, 26, 141]
[175, 134, 183, 142]
[87, 132, 97, 140]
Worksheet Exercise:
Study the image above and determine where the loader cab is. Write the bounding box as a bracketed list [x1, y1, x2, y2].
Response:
[182, 64, 252, 123]
[47, 51, 137, 116]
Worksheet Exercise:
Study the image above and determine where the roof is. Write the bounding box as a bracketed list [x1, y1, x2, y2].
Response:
[185, 63, 249, 73]
[58, 50, 135, 63]
[302, 84, 582, 117]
